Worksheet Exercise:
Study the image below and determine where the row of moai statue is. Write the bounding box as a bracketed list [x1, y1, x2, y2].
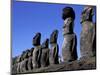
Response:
[12, 6, 96, 73]
[12, 30, 59, 73]
[32, 31, 59, 69]
[62, 6, 96, 62]
[12, 48, 34, 73]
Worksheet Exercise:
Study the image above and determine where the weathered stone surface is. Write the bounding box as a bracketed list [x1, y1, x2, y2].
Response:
[20, 50, 29, 72]
[50, 30, 58, 44]
[49, 30, 59, 64]
[27, 48, 34, 70]
[32, 33, 42, 68]
[62, 7, 77, 62]
[20, 58, 28, 72]
[63, 17, 74, 34]
[12, 63, 18, 74]
[62, 33, 77, 62]
[80, 6, 96, 58]
[41, 39, 50, 67]
[16, 55, 21, 73]
[32, 46, 42, 68]
[12, 56, 18, 65]
[81, 6, 94, 23]
[27, 56, 33, 71]
[41, 39, 49, 48]
[49, 44, 59, 64]
[12, 56, 20, 73]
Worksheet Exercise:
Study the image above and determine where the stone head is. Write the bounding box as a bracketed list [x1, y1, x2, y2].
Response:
[21, 49, 29, 60]
[62, 7, 75, 20]
[63, 17, 74, 34]
[27, 50, 31, 57]
[12, 56, 18, 65]
[50, 30, 58, 44]
[81, 6, 94, 23]
[20, 51, 25, 61]
[32, 32, 41, 46]
[42, 39, 49, 49]
[30, 47, 34, 56]
[28, 48, 34, 57]
[16, 55, 21, 63]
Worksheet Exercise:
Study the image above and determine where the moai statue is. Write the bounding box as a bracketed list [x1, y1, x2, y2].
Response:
[49, 30, 59, 64]
[20, 50, 29, 72]
[32, 33, 42, 68]
[41, 39, 50, 67]
[12, 56, 18, 66]
[19, 51, 25, 73]
[80, 6, 96, 58]
[16, 55, 21, 73]
[12, 56, 19, 73]
[27, 48, 34, 70]
[62, 7, 78, 62]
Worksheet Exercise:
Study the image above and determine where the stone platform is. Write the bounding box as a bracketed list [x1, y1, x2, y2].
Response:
[15, 57, 96, 74]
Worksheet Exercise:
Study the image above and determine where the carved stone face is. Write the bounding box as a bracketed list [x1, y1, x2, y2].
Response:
[21, 49, 29, 60]
[42, 39, 49, 49]
[32, 33, 41, 46]
[16, 56, 21, 63]
[62, 7, 75, 20]
[63, 17, 74, 35]
[81, 6, 94, 23]
[28, 50, 31, 57]
[12, 56, 18, 65]
[30, 47, 34, 56]
[27, 48, 34, 57]
[20, 51, 25, 61]
[50, 30, 58, 44]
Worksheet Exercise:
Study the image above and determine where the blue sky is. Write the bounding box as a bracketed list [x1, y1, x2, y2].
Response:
[12, 1, 96, 58]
